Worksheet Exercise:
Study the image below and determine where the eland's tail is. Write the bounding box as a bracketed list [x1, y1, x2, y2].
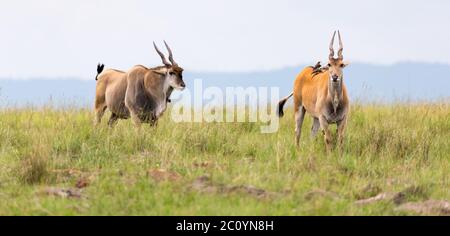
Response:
[277, 92, 293, 117]
[95, 63, 105, 81]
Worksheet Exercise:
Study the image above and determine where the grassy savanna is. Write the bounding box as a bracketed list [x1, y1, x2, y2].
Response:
[0, 103, 448, 215]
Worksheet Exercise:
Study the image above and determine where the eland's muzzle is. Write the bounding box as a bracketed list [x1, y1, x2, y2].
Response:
[332, 75, 339, 82]
[177, 82, 186, 90]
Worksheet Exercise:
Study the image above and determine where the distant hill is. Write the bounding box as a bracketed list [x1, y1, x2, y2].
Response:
[1, 62, 449, 107]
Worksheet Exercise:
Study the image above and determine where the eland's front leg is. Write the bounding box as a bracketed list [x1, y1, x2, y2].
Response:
[155, 102, 167, 119]
[319, 115, 332, 153]
[311, 117, 320, 138]
[130, 111, 143, 128]
[108, 113, 119, 128]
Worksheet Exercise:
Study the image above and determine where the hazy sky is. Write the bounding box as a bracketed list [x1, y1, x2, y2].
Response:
[1, 0, 449, 79]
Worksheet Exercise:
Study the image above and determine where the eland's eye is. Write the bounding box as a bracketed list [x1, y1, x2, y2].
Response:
[169, 72, 175, 75]
[327, 63, 331, 67]
[340, 64, 345, 68]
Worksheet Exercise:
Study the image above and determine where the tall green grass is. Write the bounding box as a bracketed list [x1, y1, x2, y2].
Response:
[0, 103, 448, 215]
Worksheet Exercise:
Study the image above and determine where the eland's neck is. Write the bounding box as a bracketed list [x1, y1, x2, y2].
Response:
[328, 79, 343, 113]
[153, 67, 172, 97]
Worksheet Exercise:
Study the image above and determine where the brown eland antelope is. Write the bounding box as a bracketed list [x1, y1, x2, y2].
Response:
[278, 31, 350, 152]
[94, 41, 185, 127]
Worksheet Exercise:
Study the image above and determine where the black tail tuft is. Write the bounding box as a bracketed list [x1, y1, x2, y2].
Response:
[277, 99, 287, 117]
[95, 63, 105, 80]
[277, 93, 293, 118]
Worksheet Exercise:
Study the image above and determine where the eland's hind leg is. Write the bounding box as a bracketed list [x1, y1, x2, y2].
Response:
[295, 106, 306, 147]
[293, 95, 306, 147]
[94, 103, 107, 126]
[94, 83, 107, 126]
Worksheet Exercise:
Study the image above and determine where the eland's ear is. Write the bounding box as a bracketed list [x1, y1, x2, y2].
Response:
[342, 61, 350, 68]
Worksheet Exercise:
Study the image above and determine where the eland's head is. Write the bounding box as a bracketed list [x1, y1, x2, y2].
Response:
[327, 31, 348, 85]
[153, 41, 186, 90]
